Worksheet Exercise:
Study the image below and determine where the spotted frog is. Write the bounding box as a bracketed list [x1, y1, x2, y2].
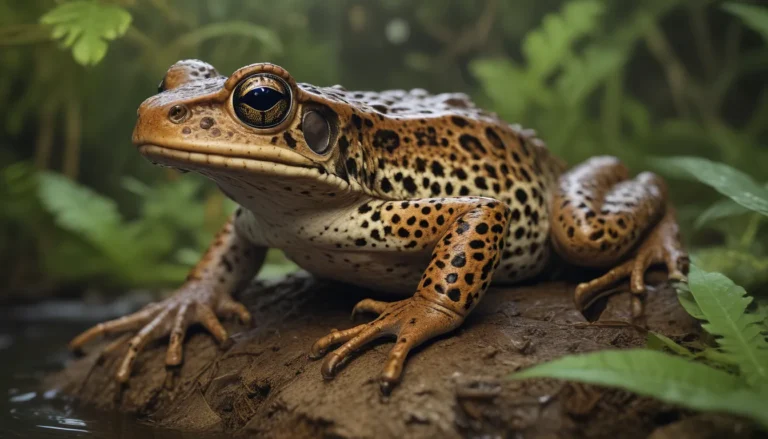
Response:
[71, 60, 688, 393]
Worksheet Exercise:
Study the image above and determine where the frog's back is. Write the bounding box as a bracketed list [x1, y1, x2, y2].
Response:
[298, 83, 567, 282]
[298, 83, 565, 201]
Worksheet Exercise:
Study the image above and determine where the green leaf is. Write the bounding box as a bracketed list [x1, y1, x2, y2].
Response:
[522, 0, 604, 78]
[558, 45, 627, 107]
[687, 265, 768, 387]
[695, 183, 768, 228]
[38, 171, 122, 248]
[723, 3, 768, 43]
[40, 1, 132, 66]
[696, 198, 751, 229]
[654, 157, 768, 217]
[470, 58, 534, 120]
[676, 282, 706, 320]
[647, 332, 694, 357]
[511, 349, 768, 428]
[695, 347, 741, 368]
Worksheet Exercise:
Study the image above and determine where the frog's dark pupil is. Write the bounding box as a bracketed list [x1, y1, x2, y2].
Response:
[241, 87, 284, 111]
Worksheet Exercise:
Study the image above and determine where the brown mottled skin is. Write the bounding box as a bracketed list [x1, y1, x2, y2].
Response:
[71, 60, 688, 393]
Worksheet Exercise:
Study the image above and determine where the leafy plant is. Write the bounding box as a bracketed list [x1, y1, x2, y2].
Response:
[38, 171, 194, 286]
[654, 156, 768, 217]
[512, 264, 768, 428]
[2, 0, 768, 298]
[654, 157, 767, 290]
[40, 1, 131, 66]
[514, 350, 767, 427]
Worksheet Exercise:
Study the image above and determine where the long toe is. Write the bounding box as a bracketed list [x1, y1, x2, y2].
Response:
[312, 296, 465, 394]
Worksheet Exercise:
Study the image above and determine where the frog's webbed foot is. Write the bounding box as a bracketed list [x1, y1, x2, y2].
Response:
[69, 283, 251, 383]
[310, 295, 462, 395]
[574, 208, 689, 318]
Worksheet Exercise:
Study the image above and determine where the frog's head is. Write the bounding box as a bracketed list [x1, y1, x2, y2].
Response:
[133, 60, 364, 207]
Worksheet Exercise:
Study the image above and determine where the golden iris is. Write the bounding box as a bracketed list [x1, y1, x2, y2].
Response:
[233, 74, 291, 128]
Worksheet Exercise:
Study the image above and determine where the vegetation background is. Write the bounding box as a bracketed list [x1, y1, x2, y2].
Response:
[1, 0, 767, 429]
[1, 0, 766, 298]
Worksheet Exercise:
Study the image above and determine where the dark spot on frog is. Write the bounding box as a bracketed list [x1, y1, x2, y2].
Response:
[220, 257, 233, 272]
[283, 132, 297, 148]
[373, 129, 400, 153]
[346, 158, 358, 176]
[515, 188, 528, 204]
[414, 127, 438, 146]
[402, 176, 417, 194]
[459, 134, 487, 155]
[447, 288, 461, 302]
[338, 135, 350, 155]
[485, 127, 505, 150]
[351, 114, 363, 130]
[451, 253, 466, 268]
[380, 177, 393, 193]
[200, 117, 215, 130]
[182, 127, 191, 134]
[211, 128, 221, 137]
[451, 116, 469, 127]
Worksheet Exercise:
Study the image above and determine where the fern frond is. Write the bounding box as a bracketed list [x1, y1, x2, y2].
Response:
[522, 0, 604, 78]
[687, 265, 768, 388]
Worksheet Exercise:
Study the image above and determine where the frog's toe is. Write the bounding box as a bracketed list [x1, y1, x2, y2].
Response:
[116, 306, 177, 382]
[309, 325, 368, 360]
[311, 297, 462, 393]
[217, 296, 253, 325]
[574, 238, 689, 318]
[319, 322, 390, 379]
[70, 287, 250, 383]
[350, 298, 389, 320]
[69, 303, 162, 352]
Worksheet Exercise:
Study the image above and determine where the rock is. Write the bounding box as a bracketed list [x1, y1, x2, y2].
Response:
[47, 271, 747, 438]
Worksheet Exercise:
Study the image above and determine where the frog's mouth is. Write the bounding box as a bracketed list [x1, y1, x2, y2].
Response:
[136, 142, 319, 175]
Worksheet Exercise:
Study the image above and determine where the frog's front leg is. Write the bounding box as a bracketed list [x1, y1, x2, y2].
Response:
[309, 197, 510, 394]
[550, 156, 689, 317]
[69, 208, 266, 382]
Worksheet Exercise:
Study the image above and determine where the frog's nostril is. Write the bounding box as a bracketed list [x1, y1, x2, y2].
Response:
[168, 105, 190, 124]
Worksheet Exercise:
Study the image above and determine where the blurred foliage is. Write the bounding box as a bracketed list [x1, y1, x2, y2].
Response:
[0, 0, 767, 295]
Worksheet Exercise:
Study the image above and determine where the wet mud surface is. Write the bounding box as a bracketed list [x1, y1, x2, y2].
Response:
[48, 272, 761, 438]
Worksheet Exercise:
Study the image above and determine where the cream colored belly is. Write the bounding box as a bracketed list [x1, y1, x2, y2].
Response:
[282, 247, 429, 295]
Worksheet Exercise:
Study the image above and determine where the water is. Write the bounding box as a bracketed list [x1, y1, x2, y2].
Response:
[0, 297, 225, 439]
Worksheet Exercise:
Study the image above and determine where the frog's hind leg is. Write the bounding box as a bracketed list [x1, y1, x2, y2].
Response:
[550, 156, 688, 317]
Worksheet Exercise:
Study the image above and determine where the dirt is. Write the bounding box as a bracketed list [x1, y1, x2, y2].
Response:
[47, 271, 762, 438]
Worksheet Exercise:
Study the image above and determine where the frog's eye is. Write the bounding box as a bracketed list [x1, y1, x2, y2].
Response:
[232, 73, 292, 129]
[302, 111, 331, 154]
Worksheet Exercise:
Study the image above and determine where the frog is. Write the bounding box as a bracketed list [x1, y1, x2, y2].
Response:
[70, 60, 688, 394]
